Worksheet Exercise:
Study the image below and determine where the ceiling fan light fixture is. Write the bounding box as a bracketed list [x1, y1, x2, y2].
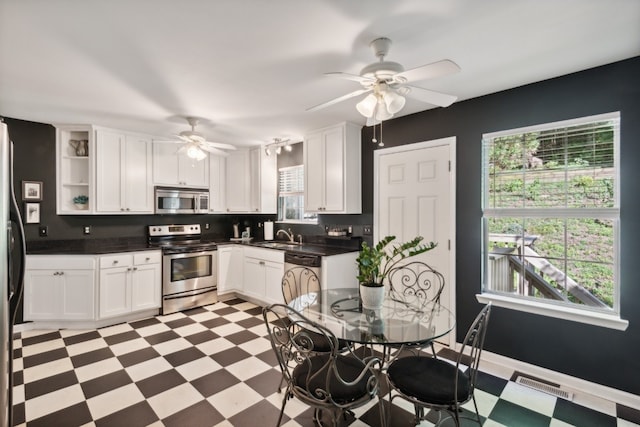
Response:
[186, 144, 207, 161]
[383, 90, 406, 114]
[356, 93, 378, 118]
[374, 99, 393, 121]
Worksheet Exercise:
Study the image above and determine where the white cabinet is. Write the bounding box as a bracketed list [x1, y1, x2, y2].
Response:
[56, 125, 95, 214]
[96, 129, 153, 214]
[99, 251, 161, 319]
[304, 122, 361, 214]
[250, 147, 277, 213]
[242, 247, 284, 304]
[223, 148, 277, 213]
[224, 150, 251, 212]
[152, 142, 209, 188]
[209, 154, 227, 212]
[24, 256, 96, 321]
[217, 245, 243, 295]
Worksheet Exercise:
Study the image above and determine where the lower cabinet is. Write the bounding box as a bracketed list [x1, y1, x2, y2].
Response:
[24, 256, 96, 321]
[243, 247, 284, 305]
[217, 245, 244, 295]
[99, 251, 161, 319]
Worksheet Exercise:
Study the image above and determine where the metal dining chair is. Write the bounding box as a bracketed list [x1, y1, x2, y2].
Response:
[386, 303, 492, 426]
[263, 303, 385, 427]
[384, 261, 445, 360]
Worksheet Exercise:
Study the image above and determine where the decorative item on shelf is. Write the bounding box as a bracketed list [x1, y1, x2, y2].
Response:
[356, 235, 437, 309]
[73, 195, 89, 210]
[69, 139, 88, 156]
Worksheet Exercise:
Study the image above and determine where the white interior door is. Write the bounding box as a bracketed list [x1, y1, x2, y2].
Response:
[374, 137, 456, 346]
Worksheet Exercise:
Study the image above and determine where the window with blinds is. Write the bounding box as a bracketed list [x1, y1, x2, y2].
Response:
[277, 165, 316, 222]
[482, 112, 620, 314]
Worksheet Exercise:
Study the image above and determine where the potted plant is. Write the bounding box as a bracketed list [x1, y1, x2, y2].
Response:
[73, 195, 89, 210]
[356, 235, 437, 309]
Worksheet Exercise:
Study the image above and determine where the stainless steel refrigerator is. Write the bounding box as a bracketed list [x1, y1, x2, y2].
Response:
[1, 120, 26, 427]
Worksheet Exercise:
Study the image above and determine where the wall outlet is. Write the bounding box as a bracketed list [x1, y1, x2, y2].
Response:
[363, 225, 373, 235]
[204, 223, 210, 230]
[39, 226, 48, 237]
[83, 226, 91, 235]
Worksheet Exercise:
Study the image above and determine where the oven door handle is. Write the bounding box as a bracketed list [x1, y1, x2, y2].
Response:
[164, 287, 217, 300]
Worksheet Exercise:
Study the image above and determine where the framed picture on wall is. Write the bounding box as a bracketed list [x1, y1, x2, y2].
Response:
[25, 202, 40, 224]
[22, 181, 43, 201]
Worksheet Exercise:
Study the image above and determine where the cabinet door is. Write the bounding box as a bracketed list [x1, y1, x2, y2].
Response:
[61, 270, 95, 320]
[124, 135, 153, 213]
[304, 132, 324, 212]
[322, 126, 345, 212]
[225, 151, 251, 212]
[24, 270, 61, 320]
[243, 257, 265, 300]
[263, 260, 284, 305]
[131, 263, 161, 311]
[178, 153, 209, 187]
[209, 154, 226, 212]
[152, 142, 181, 186]
[96, 129, 125, 213]
[99, 267, 131, 319]
[249, 148, 261, 212]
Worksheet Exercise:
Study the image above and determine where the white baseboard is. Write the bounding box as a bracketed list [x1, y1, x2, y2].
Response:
[479, 348, 640, 411]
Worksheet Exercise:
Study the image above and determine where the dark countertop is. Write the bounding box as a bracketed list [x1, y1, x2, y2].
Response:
[26, 236, 361, 257]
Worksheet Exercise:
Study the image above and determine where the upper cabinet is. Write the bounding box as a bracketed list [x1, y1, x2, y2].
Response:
[56, 125, 95, 214]
[152, 142, 209, 188]
[304, 122, 361, 214]
[222, 147, 277, 213]
[209, 154, 226, 212]
[250, 147, 277, 214]
[95, 129, 153, 214]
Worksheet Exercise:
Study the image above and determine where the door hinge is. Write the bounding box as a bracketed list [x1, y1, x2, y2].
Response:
[448, 239, 451, 250]
[448, 160, 451, 172]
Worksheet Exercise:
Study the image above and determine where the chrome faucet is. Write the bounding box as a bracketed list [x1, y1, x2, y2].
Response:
[277, 228, 295, 243]
[297, 234, 303, 244]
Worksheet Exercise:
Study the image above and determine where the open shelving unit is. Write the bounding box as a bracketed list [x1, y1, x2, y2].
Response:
[56, 125, 95, 214]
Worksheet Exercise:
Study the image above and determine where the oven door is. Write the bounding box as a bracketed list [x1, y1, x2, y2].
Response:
[163, 250, 217, 295]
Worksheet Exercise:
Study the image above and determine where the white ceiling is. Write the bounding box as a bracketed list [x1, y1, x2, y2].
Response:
[1, 0, 638, 147]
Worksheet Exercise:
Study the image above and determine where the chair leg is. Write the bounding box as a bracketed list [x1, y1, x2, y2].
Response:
[430, 341, 437, 358]
[277, 375, 284, 393]
[276, 391, 288, 426]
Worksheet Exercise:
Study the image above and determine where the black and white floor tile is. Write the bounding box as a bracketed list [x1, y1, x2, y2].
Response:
[12, 298, 640, 426]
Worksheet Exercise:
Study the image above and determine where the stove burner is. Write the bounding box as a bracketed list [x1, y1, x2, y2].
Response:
[148, 224, 216, 254]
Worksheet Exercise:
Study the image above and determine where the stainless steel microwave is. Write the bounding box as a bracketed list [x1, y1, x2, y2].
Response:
[155, 187, 209, 214]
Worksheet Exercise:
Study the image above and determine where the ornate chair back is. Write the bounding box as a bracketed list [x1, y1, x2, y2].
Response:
[387, 261, 445, 306]
[263, 303, 384, 426]
[281, 267, 321, 304]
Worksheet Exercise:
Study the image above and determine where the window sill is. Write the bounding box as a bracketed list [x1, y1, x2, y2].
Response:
[476, 293, 629, 331]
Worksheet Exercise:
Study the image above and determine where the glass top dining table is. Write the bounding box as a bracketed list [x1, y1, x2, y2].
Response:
[288, 288, 455, 346]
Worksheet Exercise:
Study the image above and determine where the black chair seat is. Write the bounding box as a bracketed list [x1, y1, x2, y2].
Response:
[293, 354, 372, 404]
[387, 356, 470, 405]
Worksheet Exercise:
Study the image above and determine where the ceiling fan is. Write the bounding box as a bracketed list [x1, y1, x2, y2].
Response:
[156, 117, 236, 161]
[307, 37, 460, 123]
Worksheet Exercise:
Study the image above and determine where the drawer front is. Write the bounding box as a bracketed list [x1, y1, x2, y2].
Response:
[26, 255, 96, 270]
[99, 254, 132, 269]
[134, 251, 162, 265]
[244, 247, 284, 263]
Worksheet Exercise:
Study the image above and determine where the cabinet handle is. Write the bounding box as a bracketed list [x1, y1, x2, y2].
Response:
[53, 272, 59, 276]
[259, 261, 265, 266]
[133, 267, 138, 271]
[113, 260, 119, 265]
[145, 257, 150, 261]
[59, 271, 64, 275]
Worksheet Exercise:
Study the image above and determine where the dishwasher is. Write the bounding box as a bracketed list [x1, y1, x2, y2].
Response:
[283, 252, 322, 302]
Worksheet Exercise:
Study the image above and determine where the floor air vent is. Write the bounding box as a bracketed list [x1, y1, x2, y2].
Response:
[515, 376, 574, 401]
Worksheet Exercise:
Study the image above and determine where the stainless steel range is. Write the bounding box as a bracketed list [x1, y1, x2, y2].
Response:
[148, 224, 217, 314]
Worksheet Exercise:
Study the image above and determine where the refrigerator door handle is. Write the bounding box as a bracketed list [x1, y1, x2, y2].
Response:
[8, 140, 26, 323]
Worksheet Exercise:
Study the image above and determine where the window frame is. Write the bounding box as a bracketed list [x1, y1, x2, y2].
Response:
[276, 164, 317, 224]
[478, 112, 627, 330]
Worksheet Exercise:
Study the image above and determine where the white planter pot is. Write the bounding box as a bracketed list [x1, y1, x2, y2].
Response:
[360, 285, 385, 310]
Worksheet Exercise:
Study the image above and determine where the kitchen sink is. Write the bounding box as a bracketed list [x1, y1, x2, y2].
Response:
[254, 241, 302, 250]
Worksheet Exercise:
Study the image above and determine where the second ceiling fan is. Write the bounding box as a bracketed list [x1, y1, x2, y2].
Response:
[307, 37, 460, 123]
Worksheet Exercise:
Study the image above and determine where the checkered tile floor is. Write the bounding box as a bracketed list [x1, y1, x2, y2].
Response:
[12, 298, 640, 426]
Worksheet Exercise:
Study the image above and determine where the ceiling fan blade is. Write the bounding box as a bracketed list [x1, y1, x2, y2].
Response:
[202, 141, 237, 151]
[200, 145, 230, 156]
[395, 59, 460, 83]
[404, 85, 458, 107]
[175, 145, 189, 154]
[306, 88, 372, 112]
[324, 72, 374, 84]
[153, 139, 184, 144]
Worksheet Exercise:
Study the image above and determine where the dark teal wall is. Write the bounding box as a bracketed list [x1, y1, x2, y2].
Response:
[360, 57, 640, 395]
